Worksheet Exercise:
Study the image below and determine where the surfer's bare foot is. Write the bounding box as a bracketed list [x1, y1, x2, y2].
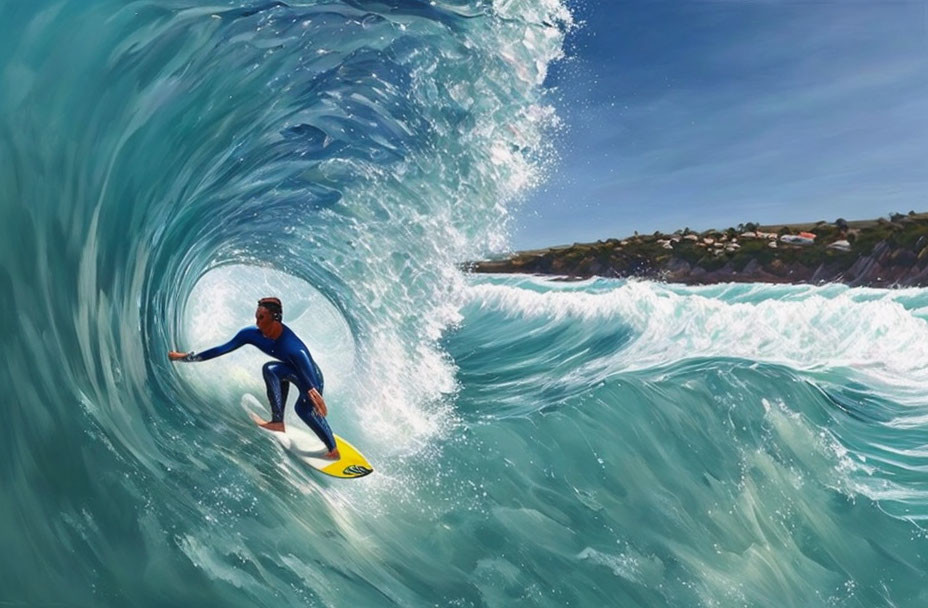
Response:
[259, 421, 285, 433]
[324, 448, 340, 460]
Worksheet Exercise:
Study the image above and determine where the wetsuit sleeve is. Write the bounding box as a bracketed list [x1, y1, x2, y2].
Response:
[293, 349, 323, 392]
[187, 328, 252, 361]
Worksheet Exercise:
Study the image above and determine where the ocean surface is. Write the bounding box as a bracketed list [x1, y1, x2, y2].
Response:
[3, 1, 928, 606]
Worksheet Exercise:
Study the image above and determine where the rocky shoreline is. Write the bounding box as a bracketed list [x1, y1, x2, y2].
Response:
[471, 213, 928, 287]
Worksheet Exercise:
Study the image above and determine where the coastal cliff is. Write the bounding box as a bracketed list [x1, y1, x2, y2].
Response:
[471, 213, 928, 287]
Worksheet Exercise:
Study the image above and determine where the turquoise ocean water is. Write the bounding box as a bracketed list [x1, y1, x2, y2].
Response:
[3, 1, 928, 606]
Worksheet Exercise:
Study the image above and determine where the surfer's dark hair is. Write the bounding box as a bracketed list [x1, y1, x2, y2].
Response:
[258, 297, 283, 321]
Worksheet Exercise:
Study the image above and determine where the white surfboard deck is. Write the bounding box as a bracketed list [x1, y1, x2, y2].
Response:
[241, 394, 373, 479]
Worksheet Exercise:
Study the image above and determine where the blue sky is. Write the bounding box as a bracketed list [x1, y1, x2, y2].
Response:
[511, 0, 928, 250]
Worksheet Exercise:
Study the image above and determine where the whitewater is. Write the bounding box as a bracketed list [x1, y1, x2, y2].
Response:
[3, 1, 928, 607]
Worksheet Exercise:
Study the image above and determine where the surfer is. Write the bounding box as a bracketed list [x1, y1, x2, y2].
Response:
[168, 297, 340, 460]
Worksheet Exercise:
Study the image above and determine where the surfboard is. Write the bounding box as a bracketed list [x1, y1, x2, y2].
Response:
[242, 396, 373, 479]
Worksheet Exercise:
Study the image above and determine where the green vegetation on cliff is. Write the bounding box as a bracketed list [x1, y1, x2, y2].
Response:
[471, 212, 928, 287]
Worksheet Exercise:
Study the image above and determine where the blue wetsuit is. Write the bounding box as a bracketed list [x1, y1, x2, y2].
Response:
[188, 325, 336, 451]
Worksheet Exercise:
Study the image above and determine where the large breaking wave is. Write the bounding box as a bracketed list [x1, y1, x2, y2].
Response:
[0, 1, 569, 605]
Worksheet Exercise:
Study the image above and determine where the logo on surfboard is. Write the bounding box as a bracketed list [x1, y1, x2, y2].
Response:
[342, 464, 373, 477]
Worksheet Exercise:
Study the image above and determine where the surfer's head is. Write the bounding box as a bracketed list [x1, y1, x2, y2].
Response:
[256, 297, 283, 333]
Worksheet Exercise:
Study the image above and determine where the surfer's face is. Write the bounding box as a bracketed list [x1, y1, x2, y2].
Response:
[255, 306, 275, 335]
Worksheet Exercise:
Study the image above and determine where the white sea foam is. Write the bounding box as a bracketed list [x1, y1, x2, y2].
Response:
[464, 278, 928, 394]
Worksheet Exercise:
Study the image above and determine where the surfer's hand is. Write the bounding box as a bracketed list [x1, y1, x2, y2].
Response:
[308, 388, 327, 417]
[168, 351, 188, 361]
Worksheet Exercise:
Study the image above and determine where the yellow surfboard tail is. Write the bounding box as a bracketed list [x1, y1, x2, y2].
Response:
[319, 436, 374, 478]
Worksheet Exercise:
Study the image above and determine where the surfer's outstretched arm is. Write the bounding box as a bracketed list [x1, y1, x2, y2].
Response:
[169, 328, 252, 362]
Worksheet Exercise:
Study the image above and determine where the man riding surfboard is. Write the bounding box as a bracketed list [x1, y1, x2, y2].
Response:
[169, 297, 340, 460]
